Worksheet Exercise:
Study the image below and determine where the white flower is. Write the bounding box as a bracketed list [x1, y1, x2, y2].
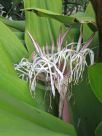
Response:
[15, 29, 94, 98]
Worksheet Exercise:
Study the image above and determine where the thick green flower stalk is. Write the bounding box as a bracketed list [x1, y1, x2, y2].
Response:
[15, 28, 94, 119]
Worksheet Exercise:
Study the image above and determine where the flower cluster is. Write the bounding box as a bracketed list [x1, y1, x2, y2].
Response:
[15, 29, 94, 97]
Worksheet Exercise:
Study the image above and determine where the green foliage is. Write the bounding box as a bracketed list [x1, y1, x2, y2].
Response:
[0, 0, 78, 136]
[0, 1, 102, 136]
[63, 0, 89, 14]
[95, 121, 102, 136]
[0, 42, 16, 75]
[24, 0, 62, 54]
[88, 63, 102, 103]
[0, 73, 76, 136]
[0, 0, 23, 19]
[24, 7, 96, 28]
[71, 74, 102, 136]
[83, 2, 98, 55]
[0, 16, 25, 31]
[0, 21, 27, 63]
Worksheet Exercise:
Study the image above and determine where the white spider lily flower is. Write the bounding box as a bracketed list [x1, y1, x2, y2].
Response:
[15, 30, 95, 97]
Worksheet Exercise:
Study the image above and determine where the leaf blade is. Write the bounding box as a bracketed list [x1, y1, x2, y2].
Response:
[88, 63, 102, 103]
[0, 21, 28, 63]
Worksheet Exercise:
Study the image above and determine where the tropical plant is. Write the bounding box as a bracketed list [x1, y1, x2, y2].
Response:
[0, 0, 102, 136]
[15, 29, 94, 119]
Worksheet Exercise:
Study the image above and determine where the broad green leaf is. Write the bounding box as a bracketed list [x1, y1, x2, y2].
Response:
[83, 2, 99, 57]
[0, 109, 70, 136]
[24, 7, 96, 27]
[0, 17, 25, 32]
[0, 64, 51, 111]
[72, 12, 97, 32]
[85, 2, 95, 18]
[0, 71, 77, 136]
[0, 20, 28, 63]
[0, 42, 16, 75]
[71, 71, 102, 136]
[25, 7, 75, 24]
[24, 0, 62, 54]
[83, 24, 98, 50]
[73, 2, 95, 30]
[95, 121, 102, 136]
[0, 94, 76, 136]
[0, 65, 49, 111]
[88, 63, 102, 103]
[0, 73, 34, 106]
[15, 32, 24, 40]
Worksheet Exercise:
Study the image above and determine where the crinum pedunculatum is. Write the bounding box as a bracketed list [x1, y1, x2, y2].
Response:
[15, 28, 94, 118]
